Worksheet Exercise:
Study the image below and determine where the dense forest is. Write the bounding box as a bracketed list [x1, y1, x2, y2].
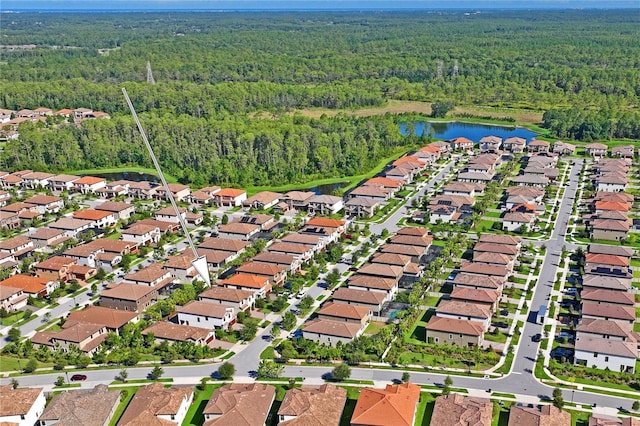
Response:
[1, 11, 639, 185]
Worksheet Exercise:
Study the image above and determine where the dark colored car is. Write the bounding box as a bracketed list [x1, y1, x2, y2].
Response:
[532, 334, 542, 342]
[70, 374, 87, 381]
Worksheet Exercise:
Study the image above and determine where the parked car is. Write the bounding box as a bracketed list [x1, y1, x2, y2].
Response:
[70, 374, 87, 381]
[532, 333, 542, 342]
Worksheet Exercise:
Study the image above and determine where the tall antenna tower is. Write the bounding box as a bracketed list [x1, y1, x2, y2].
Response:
[146, 61, 155, 84]
[452, 60, 459, 78]
[122, 88, 210, 286]
[436, 61, 443, 79]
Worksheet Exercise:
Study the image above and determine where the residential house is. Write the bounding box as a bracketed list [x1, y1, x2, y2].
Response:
[198, 237, 250, 256]
[0, 211, 19, 229]
[216, 222, 260, 240]
[278, 384, 347, 426]
[425, 316, 484, 346]
[435, 300, 492, 331]
[450, 287, 499, 311]
[38, 384, 120, 426]
[611, 145, 635, 158]
[302, 318, 365, 345]
[590, 219, 630, 241]
[49, 174, 80, 192]
[508, 405, 570, 426]
[199, 286, 255, 312]
[142, 321, 216, 347]
[33, 256, 81, 282]
[452, 272, 505, 292]
[553, 141, 576, 155]
[345, 197, 379, 218]
[456, 171, 493, 184]
[136, 218, 180, 234]
[0, 236, 34, 260]
[527, 139, 550, 153]
[479, 135, 502, 152]
[595, 174, 629, 193]
[124, 264, 174, 291]
[443, 181, 485, 198]
[502, 212, 534, 232]
[0, 190, 11, 207]
[99, 283, 158, 312]
[24, 195, 63, 214]
[236, 261, 287, 287]
[576, 318, 635, 342]
[431, 394, 493, 426]
[242, 191, 281, 210]
[213, 188, 247, 207]
[581, 302, 636, 324]
[239, 214, 277, 231]
[268, 242, 314, 262]
[347, 275, 398, 301]
[586, 143, 608, 158]
[351, 383, 420, 426]
[219, 273, 271, 297]
[177, 301, 236, 329]
[281, 190, 315, 210]
[155, 206, 187, 224]
[96, 201, 136, 221]
[118, 383, 193, 426]
[49, 217, 93, 238]
[0, 274, 57, 297]
[317, 301, 372, 326]
[73, 209, 117, 228]
[20, 172, 55, 190]
[364, 176, 405, 191]
[153, 183, 191, 202]
[582, 274, 632, 292]
[0, 286, 28, 312]
[252, 251, 301, 273]
[32, 322, 108, 355]
[203, 384, 276, 426]
[307, 195, 344, 215]
[574, 336, 637, 374]
[332, 287, 387, 315]
[72, 176, 107, 194]
[450, 136, 475, 152]
[65, 306, 137, 334]
[122, 223, 161, 245]
[96, 179, 131, 198]
[0, 385, 45, 426]
[511, 174, 549, 188]
[164, 254, 197, 283]
[348, 185, 392, 202]
[127, 181, 160, 199]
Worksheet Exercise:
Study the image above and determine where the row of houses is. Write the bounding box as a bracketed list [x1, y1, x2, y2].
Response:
[585, 158, 634, 242]
[300, 227, 430, 345]
[585, 142, 637, 159]
[425, 234, 523, 346]
[573, 244, 638, 373]
[0, 381, 416, 426]
[7, 380, 624, 426]
[0, 107, 110, 141]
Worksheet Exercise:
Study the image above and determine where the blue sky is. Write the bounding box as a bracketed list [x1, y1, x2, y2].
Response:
[2, 0, 638, 11]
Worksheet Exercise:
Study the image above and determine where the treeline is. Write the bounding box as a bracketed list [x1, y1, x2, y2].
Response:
[542, 109, 640, 141]
[1, 113, 418, 187]
[1, 11, 639, 115]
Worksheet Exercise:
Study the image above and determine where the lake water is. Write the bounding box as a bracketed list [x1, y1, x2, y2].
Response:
[82, 171, 160, 182]
[400, 121, 538, 143]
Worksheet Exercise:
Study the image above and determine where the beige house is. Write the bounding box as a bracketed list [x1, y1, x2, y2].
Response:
[118, 383, 193, 426]
[38, 385, 120, 426]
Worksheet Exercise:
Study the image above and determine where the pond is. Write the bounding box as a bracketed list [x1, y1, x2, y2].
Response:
[81, 171, 160, 182]
[399, 121, 538, 143]
[308, 182, 349, 195]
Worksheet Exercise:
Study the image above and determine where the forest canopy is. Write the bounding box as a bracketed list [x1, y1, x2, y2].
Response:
[1, 10, 638, 185]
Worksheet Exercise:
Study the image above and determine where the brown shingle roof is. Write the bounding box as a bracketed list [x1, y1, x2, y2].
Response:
[278, 384, 347, 426]
[478, 234, 521, 245]
[66, 306, 137, 330]
[318, 302, 371, 320]
[357, 263, 404, 279]
[200, 286, 254, 303]
[302, 318, 362, 338]
[198, 237, 251, 253]
[436, 300, 492, 319]
[348, 274, 398, 291]
[100, 283, 157, 301]
[177, 301, 234, 318]
[582, 302, 636, 322]
[39, 384, 120, 426]
[450, 287, 499, 305]
[332, 287, 387, 305]
[0, 384, 43, 417]
[508, 405, 570, 426]
[426, 316, 484, 336]
[577, 318, 634, 339]
[431, 394, 493, 426]
[118, 382, 193, 426]
[580, 288, 634, 306]
[380, 243, 425, 257]
[203, 383, 275, 426]
[142, 321, 212, 343]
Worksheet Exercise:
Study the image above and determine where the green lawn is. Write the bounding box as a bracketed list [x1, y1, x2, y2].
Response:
[108, 386, 140, 426]
[414, 393, 436, 426]
[260, 346, 276, 360]
[182, 383, 223, 426]
[0, 356, 53, 372]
